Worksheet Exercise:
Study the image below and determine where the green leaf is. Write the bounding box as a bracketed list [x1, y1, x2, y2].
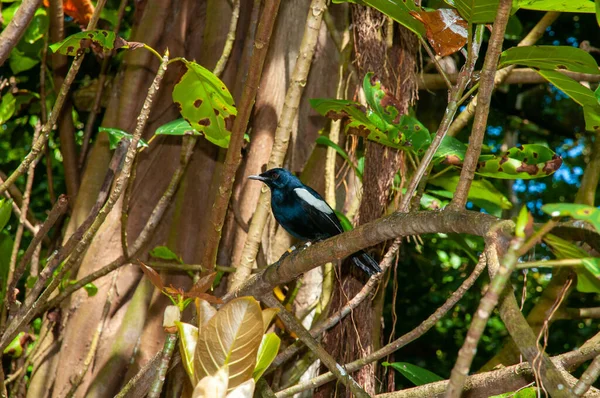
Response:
[253, 333, 281, 381]
[175, 321, 199, 385]
[383, 362, 443, 386]
[334, 210, 354, 232]
[0, 198, 13, 232]
[433, 135, 467, 163]
[542, 203, 600, 233]
[453, 0, 500, 23]
[536, 70, 600, 131]
[582, 258, 600, 278]
[9, 48, 40, 74]
[0, 93, 16, 124]
[515, 206, 532, 239]
[364, 73, 402, 127]
[84, 283, 98, 297]
[476, 144, 562, 179]
[499, 46, 600, 74]
[3, 332, 26, 358]
[505, 14, 523, 40]
[315, 136, 362, 179]
[155, 118, 200, 136]
[99, 127, 148, 150]
[22, 8, 47, 44]
[360, 0, 425, 37]
[50, 30, 129, 56]
[543, 234, 600, 293]
[490, 386, 538, 398]
[0, 232, 14, 306]
[172, 60, 237, 148]
[596, 0, 600, 26]
[513, 0, 595, 13]
[150, 246, 182, 263]
[429, 174, 513, 210]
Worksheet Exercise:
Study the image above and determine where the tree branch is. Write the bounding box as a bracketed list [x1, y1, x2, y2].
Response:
[449, 0, 512, 211]
[0, 0, 42, 65]
[213, 0, 240, 78]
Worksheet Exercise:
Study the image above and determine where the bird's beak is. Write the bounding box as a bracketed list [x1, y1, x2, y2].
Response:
[248, 175, 267, 182]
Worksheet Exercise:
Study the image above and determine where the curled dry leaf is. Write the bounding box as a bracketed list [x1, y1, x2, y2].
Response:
[410, 9, 468, 57]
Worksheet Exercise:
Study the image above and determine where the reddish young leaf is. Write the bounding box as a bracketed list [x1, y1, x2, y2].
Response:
[410, 9, 468, 57]
[187, 272, 217, 297]
[165, 285, 185, 298]
[138, 261, 164, 291]
[42, 0, 94, 26]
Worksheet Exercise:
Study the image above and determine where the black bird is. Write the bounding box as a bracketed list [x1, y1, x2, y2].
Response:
[249, 168, 381, 276]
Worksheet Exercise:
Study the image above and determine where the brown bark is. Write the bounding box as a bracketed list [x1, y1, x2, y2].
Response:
[318, 6, 417, 397]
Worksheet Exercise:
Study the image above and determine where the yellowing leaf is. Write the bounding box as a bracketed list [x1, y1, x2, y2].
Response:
[194, 297, 263, 390]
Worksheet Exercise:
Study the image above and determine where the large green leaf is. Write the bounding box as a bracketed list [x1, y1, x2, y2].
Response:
[383, 362, 443, 386]
[513, 0, 595, 13]
[176, 321, 200, 385]
[537, 70, 600, 131]
[542, 203, 600, 233]
[361, 0, 425, 37]
[253, 333, 281, 381]
[9, 48, 40, 74]
[195, 297, 263, 390]
[172, 60, 237, 148]
[429, 174, 513, 210]
[99, 127, 148, 150]
[499, 46, 600, 74]
[50, 29, 133, 56]
[451, 0, 500, 22]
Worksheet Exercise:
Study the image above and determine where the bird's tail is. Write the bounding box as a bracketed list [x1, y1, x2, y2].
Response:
[350, 250, 382, 276]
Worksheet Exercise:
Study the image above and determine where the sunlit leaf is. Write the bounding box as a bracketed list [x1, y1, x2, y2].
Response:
[499, 46, 600, 75]
[49, 29, 136, 56]
[3, 332, 32, 358]
[476, 144, 562, 179]
[0, 93, 16, 124]
[513, 0, 595, 13]
[364, 73, 402, 127]
[383, 361, 443, 386]
[23, 8, 48, 44]
[172, 60, 237, 148]
[84, 283, 98, 297]
[490, 386, 538, 398]
[100, 127, 148, 150]
[149, 245, 182, 263]
[542, 203, 600, 233]
[515, 206, 533, 239]
[195, 297, 263, 390]
[253, 333, 280, 381]
[176, 321, 199, 385]
[309, 98, 374, 136]
[450, 0, 499, 23]
[410, 9, 468, 56]
[193, 366, 228, 398]
[155, 118, 200, 136]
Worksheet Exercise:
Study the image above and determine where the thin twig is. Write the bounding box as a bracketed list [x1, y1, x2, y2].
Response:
[449, 0, 512, 211]
[262, 294, 370, 398]
[213, 0, 240, 77]
[418, 36, 452, 90]
[147, 332, 178, 398]
[231, 0, 327, 290]
[275, 253, 487, 397]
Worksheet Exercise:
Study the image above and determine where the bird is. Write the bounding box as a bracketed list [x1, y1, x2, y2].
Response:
[248, 168, 381, 276]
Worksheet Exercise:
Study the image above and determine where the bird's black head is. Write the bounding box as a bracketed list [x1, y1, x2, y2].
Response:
[248, 168, 299, 190]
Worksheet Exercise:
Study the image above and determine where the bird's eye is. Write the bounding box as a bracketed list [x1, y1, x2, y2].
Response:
[271, 172, 279, 180]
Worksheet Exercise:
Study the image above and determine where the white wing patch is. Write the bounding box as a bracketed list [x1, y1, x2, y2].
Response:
[294, 188, 333, 214]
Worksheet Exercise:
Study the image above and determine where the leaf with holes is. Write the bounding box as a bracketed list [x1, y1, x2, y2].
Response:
[194, 297, 263, 390]
[499, 46, 600, 75]
[542, 203, 600, 233]
[49, 30, 134, 56]
[433, 135, 467, 165]
[410, 9, 468, 56]
[100, 127, 148, 150]
[476, 144, 562, 179]
[155, 118, 201, 136]
[172, 60, 237, 148]
[363, 73, 403, 127]
[310, 98, 375, 135]
[383, 362, 443, 386]
[513, 0, 595, 13]
[449, 0, 500, 23]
